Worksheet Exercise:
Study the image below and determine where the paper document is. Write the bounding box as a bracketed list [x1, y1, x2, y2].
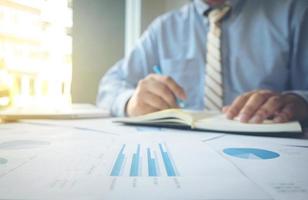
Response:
[0, 104, 109, 120]
[0, 120, 307, 199]
[205, 135, 308, 200]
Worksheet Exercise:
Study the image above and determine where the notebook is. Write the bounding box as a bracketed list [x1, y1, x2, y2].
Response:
[0, 104, 109, 120]
[115, 109, 302, 135]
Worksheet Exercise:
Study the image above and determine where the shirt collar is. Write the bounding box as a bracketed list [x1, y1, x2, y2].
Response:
[194, 0, 242, 16]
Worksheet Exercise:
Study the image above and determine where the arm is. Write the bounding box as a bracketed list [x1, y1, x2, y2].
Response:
[96, 23, 158, 117]
[287, 0, 308, 108]
[96, 19, 186, 117]
[223, 2, 308, 123]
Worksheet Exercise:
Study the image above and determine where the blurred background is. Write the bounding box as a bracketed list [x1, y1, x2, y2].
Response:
[0, 0, 186, 109]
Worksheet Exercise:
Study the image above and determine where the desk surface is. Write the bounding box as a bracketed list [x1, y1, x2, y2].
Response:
[0, 118, 307, 200]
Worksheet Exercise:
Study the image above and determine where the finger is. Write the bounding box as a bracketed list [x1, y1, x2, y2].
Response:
[139, 77, 177, 108]
[136, 104, 160, 116]
[226, 92, 254, 119]
[282, 94, 308, 121]
[273, 103, 295, 123]
[238, 92, 275, 123]
[222, 105, 230, 113]
[148, 80, 178, 108]
[250, 95, 283, 123]
[155, 75, 187, 99]
[126, 95, 159, 117]
[143, 91, 170, 110]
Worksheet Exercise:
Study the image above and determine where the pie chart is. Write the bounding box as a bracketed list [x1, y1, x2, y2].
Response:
[0, 158, 8, 164]
[223, 148, 280, 160]
[0, 140, 50, 150]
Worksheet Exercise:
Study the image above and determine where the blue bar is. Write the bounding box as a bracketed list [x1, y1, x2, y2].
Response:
[110, 144, 126, 176]
[130, 144, 141, 176]
[159, 144, 177, 176]
[147, 148, 157, 176]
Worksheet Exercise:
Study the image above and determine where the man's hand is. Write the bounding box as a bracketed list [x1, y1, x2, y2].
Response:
[126, 74, 187, 117]
[223, 90, 308, 123]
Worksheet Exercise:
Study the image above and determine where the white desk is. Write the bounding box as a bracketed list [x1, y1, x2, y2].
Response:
[0, 118, 307, 200]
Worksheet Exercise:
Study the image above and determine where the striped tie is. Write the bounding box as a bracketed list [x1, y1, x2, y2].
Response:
[204, 5, 230, 111]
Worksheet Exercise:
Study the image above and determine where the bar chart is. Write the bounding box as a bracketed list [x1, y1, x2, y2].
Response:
[110, 143, 179, 177]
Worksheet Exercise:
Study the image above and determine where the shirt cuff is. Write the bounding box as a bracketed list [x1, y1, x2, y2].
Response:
[112, 89, 135, 117]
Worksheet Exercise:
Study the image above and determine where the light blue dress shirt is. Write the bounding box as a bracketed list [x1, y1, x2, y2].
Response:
[97, 0, 308, 117]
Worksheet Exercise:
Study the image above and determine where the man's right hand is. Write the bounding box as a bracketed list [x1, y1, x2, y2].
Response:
[126, 74, 187, 117]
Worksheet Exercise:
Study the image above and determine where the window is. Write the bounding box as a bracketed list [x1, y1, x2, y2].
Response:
[0, 0, 72, 108]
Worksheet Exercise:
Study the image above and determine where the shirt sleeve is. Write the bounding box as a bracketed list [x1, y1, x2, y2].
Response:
[288, 1, 308, 105]
[96, 19, 161, 117]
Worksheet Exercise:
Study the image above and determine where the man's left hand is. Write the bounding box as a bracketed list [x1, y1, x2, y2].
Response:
[223, 90, 308, 123]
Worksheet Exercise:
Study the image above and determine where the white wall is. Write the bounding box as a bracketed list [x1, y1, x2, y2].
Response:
[165, 0, 188, 12]
[141, 0, 188, 32]
[72, 0, 188, 103]
[125, 0, 189, 61]
[72, 0, 125, 103]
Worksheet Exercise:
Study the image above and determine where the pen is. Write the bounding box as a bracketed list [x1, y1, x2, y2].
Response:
[153, 65, 186, 108]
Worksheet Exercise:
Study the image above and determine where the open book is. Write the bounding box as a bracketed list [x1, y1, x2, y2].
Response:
[115, 109, 302, 135]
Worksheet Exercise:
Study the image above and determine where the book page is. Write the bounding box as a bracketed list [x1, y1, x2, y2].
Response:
[115, 109, 220, 127]
[115, 109, 194, 126]
[194, 114, 302, 133]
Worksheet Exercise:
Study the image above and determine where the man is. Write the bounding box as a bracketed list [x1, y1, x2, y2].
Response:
[97, 0, 308, 124]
